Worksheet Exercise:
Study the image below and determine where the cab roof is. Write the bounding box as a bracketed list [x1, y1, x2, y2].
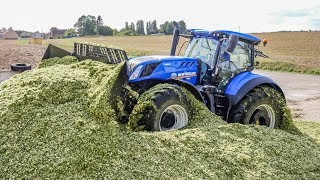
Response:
[188, 29, 261, 44]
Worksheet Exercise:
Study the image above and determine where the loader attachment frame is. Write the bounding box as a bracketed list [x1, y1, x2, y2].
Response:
[73, 43, 128, 64]
[42, 43, 129, 64]
[42, 44, 72, 60]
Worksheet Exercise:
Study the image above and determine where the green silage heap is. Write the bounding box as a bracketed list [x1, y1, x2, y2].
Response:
[0, 57, 319, 179]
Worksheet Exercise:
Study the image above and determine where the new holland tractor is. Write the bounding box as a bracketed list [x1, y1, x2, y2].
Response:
[43, 22, 285, 131]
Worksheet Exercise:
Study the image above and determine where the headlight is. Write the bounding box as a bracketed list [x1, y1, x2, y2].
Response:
[129, 65, 143, 80]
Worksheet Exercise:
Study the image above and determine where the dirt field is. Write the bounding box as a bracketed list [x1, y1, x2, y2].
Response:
[0, 40, 45, 70]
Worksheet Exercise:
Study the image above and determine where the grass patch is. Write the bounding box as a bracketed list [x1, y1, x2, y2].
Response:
[0, 58, 319, 179]
[256, 59, 320, 75]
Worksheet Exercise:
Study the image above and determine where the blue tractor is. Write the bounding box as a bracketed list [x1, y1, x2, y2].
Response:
[43, 22, 285, 131]
[124, 22, 285, 131]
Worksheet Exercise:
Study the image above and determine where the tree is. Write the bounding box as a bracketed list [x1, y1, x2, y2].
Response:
[146, 20, 159, 35]
[151, 20, 159, 34]
[64, 28, 77, 37]
[125, 22, 129, 30]
[146, 22, 150, 35]
[74, 15, 97, 36]
[136, 20, 145, 35]
[97, 15, 103, 27]
[97, 26, 113, 36]
[178, 20, 187, 34]
[165, 22, 174, 35]
[113, 29, 119, 36]
[160, 21, 174, 35]
[50, 27, 58, 32]
[130, 22, 135, 31]
[118, 28, 137, 36]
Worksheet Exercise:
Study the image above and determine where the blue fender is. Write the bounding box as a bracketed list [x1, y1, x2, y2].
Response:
[224, 72, 284, 105]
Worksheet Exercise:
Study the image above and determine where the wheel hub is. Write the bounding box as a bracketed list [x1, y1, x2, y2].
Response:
[249, 104, 275, 128]
[160, 111, 176, 129]
[159, 104, 188, 131]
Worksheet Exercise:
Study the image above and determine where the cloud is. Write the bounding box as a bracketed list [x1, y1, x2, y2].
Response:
[280, 11, 309, 17]
[269, 5, 320, 31]
[310, 19, 320, 28]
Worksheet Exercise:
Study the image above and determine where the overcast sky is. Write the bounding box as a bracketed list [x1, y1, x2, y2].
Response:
[0, 0, 319, 33]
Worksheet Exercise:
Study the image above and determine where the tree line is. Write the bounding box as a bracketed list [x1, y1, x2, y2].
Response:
[63, 15, 187, 37]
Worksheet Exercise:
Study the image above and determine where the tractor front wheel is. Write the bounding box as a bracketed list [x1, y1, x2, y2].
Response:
[145, 85, 190, 131]
[229, 86, 284, 128]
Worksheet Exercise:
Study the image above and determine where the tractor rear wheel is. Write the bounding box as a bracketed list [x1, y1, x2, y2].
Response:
[228, 86, 284, 128]
[145, 85, 190, 131]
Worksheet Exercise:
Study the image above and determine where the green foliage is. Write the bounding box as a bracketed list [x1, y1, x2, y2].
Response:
[1, 58, 320, 179]
[130, 22, 135, 31]
[160, 21, 174, 35]
[112, 29, 119, 36]
[97, 26, 113, 36]
[39, 56, 78, 68]
[118, 28, 137, 36]
[64, 28, 77, 37]
[74, 15, 97, 36]
[97, 15, 103, 27]
[159, 20, 188, 35]
[146, 20, 159, 35]
[136, 20, 145, 35]
[256, 59, 320, 75]
[178, 20, 187, 34]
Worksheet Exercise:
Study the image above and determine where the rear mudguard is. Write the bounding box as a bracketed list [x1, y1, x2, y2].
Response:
[224, 72, 284, 105]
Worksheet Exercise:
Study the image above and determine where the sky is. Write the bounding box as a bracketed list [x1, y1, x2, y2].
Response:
[0, 0, 319, 33]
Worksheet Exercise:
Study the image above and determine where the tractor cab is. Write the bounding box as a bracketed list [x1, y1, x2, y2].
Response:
[182, 29, 260, 91]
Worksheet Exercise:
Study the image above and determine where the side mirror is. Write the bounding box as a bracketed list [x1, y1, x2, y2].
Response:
[226, 34, 239, 53]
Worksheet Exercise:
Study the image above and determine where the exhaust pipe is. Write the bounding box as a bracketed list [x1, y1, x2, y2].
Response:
[170, 21, 180, 56]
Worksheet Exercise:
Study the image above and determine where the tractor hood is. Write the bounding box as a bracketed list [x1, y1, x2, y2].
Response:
[128, 55, 197, 71]
[127, 55, 199, 83]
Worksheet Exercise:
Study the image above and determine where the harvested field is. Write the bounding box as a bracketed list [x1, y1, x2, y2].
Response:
[253, 31, 320, 74]
[0, 58, 319, 179]
[0, 40, 45, 70]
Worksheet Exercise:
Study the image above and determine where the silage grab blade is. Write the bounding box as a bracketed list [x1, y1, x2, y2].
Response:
[42, 44, 72, 60]
[110, 62, 129, 100]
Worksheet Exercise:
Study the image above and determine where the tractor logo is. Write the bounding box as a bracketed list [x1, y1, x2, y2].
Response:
[171, 73, 177, 79]
[171, 72, 196, 79]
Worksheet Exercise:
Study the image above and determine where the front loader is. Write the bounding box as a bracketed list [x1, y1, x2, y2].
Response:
[43, 21, 285, 131]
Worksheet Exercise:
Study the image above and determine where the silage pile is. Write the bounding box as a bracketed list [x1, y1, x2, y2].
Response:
[0, 57, 320, 179]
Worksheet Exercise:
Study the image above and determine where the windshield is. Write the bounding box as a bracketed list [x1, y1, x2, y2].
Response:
[184, 37, 218, 67]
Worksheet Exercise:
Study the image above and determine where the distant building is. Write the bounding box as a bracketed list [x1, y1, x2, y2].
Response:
[31, 31, 46, 39]
[50, 29, 67, 39]
[0, 28, 7, 39]
[2, 27, 19, 40]
[19, 31, 32, 38]
[15, 30, 24, 37]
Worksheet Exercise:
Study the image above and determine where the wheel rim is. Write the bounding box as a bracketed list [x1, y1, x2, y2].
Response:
[249, 104, 275, 128]
[159, 105, 188, 131]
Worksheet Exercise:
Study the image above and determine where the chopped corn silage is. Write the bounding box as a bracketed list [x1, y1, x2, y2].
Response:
[0, 58, 319, 179]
